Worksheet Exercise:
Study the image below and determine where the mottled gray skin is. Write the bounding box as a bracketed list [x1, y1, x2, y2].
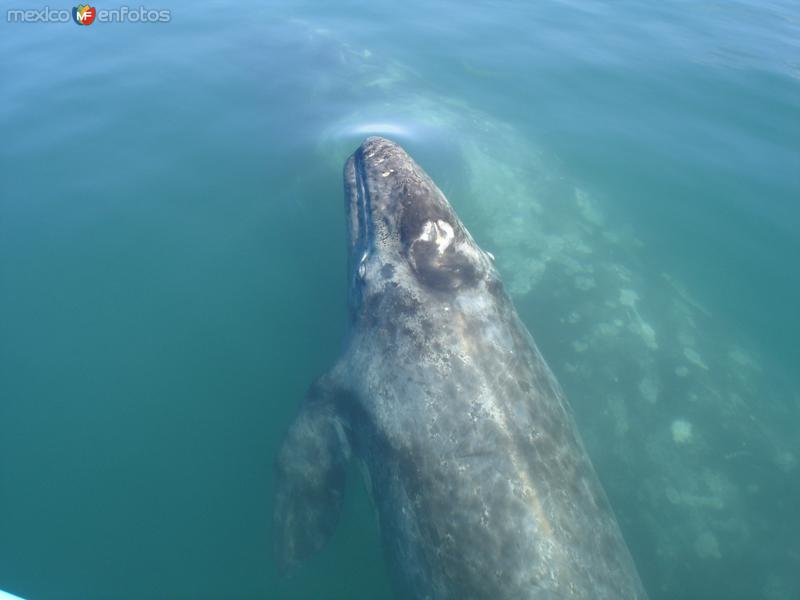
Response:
[274, 137, 648, 599]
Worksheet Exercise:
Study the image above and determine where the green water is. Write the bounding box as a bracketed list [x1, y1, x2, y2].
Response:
[1, 1, 798, 599]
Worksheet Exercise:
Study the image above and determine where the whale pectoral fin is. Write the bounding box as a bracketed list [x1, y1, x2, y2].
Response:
[273, 376, 351, 572]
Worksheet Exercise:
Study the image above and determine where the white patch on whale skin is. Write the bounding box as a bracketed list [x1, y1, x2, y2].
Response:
[434, 220, 454, 253]
[417, 219, 454, 254]
[419, 221, 434, 242]
[358, 252, 368, 278]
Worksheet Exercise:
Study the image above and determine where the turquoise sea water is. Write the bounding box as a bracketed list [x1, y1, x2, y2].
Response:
[1, 1, 798, 598]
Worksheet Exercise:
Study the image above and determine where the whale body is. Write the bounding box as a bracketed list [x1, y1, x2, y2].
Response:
[273, 137, 648, 599]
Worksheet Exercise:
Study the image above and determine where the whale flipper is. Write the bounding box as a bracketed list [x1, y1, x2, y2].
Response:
[273, 375, 351, 571]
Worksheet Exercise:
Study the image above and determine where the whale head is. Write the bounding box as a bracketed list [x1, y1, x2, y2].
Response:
[344, 137, 495, 322]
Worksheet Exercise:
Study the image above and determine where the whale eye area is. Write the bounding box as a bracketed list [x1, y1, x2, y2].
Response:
[400, 203, 479, 291]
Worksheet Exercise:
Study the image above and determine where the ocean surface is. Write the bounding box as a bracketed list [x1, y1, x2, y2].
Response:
[1, 1, 798, 598]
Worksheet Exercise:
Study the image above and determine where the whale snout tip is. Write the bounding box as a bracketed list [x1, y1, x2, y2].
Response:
[358, 135, 402, 155]
[362, 135, 392, 144]
[354, 137, 416, 178]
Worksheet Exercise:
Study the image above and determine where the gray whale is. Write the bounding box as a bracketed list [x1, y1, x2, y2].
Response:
[274, 136, 648, 599]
